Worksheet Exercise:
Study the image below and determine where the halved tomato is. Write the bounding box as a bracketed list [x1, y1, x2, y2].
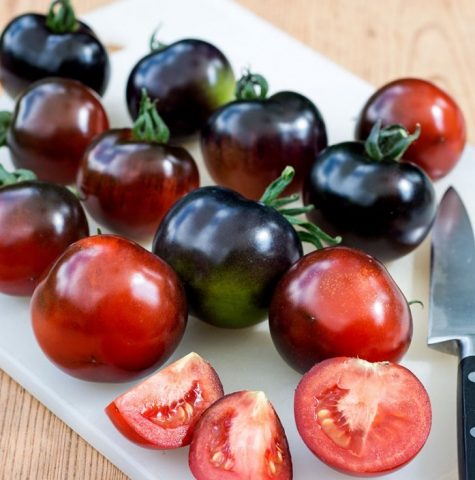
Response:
[105, 352, 224, 449]
[189, 390, 292, 479]
[294, 357, 431, 475]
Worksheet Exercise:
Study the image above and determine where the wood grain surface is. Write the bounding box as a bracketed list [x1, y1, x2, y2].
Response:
[1, 0, 474, 478]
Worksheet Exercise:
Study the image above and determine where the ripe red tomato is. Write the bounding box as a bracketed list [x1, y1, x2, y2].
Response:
[77, 128, 199, 240]
[294, 357, 432, 475]
[5, 77, 109, 184]
[31, 234, 187, 382]
[106, 352, 224, 449]
[0, 179, 89, 296]
[269, 246, 412, 373]
[189, 390, 292, 479]
[355, 78, 466, 180]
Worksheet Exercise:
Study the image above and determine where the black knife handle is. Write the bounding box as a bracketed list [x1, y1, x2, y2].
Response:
[458, 355, 475, 479]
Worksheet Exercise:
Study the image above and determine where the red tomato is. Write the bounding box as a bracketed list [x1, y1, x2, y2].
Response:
[31, 234, 187, 382]
[105, 352, 224, 448]
[0, 180, 89, 296]
[189, 391, 292, 480]
[77, 128, 199, 240]
[294, 357, 432, 475]
[6, 77, 109, 184]
[355, 78, 466, 180]
[269, 246, 412, 373]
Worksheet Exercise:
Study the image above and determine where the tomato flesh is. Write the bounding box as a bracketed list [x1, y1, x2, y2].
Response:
[294, 357, 432, 475]
[106, 352, 224, 448]
[189, 391, 292, 480]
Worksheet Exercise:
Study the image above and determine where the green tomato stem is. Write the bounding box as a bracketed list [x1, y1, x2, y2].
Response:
[0, 163, 37, 188]
[0, 111, 12, 147]
[132, 89, 170, 144]
[149, 25, 167, 52]
[365, 119, 421, 162]
[46, 0, 78, 33]
[235, 70, 269, 100]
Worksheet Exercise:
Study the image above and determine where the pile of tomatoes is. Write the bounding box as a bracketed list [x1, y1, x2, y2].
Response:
[0, 0, 467, 478]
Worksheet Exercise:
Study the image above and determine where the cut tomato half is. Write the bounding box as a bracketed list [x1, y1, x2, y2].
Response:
[189, 390, 292, 479]
[105, 352, 224, 449]
[294, 357, 431, 475]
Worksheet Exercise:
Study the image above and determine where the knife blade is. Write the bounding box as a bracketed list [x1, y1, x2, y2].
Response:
[429, 186, 475, 480]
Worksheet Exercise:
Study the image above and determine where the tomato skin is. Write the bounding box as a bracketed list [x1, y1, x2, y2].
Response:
[303, 141, 437, 262]
[269, 247, 412, 373]
[0, 181, 89, 296]
[6, 78, 109, 185]
[355, 78, 466, 180]
[31, 234, 187, 382]
[152, 186, 302, 328]
[294, 357, 432, 475]
[105, 352, 224, 449]
[0, 13, 110, 98]
[189, 390, 292, 480]
[126, 39, 235, 138]
[201, 91, 327, 200]
[77, 128, 199, 240]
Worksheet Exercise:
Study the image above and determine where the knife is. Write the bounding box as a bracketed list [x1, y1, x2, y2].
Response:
[429, 186, 475, 479]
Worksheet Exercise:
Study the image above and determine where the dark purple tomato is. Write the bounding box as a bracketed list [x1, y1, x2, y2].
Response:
[77, 128, 199, 240]
[201, 73, 327, 201]
[0, 178, 89, 296]
[0, 1, 110, 98]
[4, 77, 109, 185]
[355, 78, 466, 180]
[303, 123, 436, 262]
[126, 38, 235, 138]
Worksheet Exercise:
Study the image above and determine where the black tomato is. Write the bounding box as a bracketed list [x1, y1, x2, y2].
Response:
[303, 122, 436, 262]
[77, 92, 199, 240]
[0, 0, 110, 98]
[126, 37, 235, 138]
[201, 71, 327, 200]
[1, 77, 109, 185]
[0, 167, 89, 297]
[152, 167, 339, 328]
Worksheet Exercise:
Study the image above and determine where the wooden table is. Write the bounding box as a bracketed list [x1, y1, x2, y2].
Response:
[1, 0, 474, 478]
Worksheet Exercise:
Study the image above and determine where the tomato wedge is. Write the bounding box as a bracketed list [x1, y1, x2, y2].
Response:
[189, 391, 292, 479]
[294, 357, 431, 475]
[105, 352, 224, 449]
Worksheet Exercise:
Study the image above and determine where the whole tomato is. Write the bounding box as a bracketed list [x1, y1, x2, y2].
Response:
[1, 77, 109, 184]
[0, 166, 89, 296]
[77, 91, 199, 240]
[31, 234, 187, 382]
[0, 0, 110, 98]
[355, 78, 466, 180]
[269, 247, 412, 373]
[201, 71, 327, 200]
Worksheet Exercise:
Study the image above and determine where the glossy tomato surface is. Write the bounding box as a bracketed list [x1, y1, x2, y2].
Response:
[77, 128, 199, 240]
[355, 78, 466, 180]
[189, 391, 292, 480]
[6, 78, 109, 184]
[201, 91, 327, 200]
[152, 186, 302, 328]
[303, 141, 436, 262]
[0, 180, 89, 296]
[294, 357, 432, 475]
[31, 234, 187, 382]
[269, 247, 412, 373]
[106, 352, 224, 449]
[126, 39, 235, 138]
[0, 13, 110, 98]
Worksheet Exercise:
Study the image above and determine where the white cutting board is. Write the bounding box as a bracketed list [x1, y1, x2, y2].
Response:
[0, 0, 471, 478]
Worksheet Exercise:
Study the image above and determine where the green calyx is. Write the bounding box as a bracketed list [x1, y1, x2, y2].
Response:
[149, 25, 167, 52]
[46, 0, 78, 34]
[132, 89, 170, 144]
[260, 166, 341, 249]
[0, 111, 12, 147]
[235, 70, 269, 100]
[0, 163, 37, 188]
[365, 119, 421, 162]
